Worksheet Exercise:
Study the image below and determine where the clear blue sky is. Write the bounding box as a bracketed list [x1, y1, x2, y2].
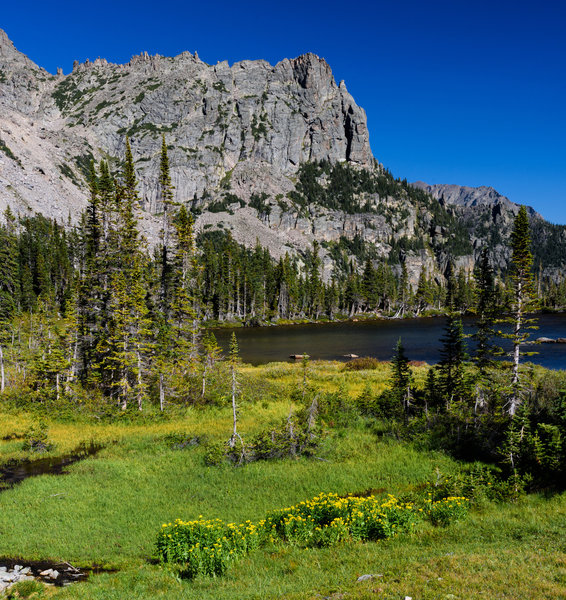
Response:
[2, 0, 565, 222]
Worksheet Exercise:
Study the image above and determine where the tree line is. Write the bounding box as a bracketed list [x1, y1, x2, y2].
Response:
[0, 139, 565, 417]
[385, 207, 565, 487]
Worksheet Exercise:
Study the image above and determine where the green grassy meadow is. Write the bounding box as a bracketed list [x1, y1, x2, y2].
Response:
[0, 362, 565, 599]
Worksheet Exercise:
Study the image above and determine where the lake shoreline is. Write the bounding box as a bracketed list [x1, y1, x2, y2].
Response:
[207, 308, 566, 332]
[211, 313, 566, 369]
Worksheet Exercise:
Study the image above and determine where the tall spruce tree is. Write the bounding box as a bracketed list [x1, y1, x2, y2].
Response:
[472, 248, 500, 375]
[506, 205, 538, 416]
[102, 139, 152, 409]
[158, 135, 175, 319]
[437, 261, 468, 408]
[391, 338, 412, 422]
[0, 209, 19, 391]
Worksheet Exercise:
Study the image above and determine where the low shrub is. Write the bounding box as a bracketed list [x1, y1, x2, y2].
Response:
[421, 465, 529, 504]
[203, 441, 227, 466]
[5, 579, 46, 599]
[317, 390, 360, 428]
[343, 357, 384, 371]
[162, 432, 203, 450]
[21, 420, 54, 453]
[427, 496, 470, 526]
[355, 385, 402, 419]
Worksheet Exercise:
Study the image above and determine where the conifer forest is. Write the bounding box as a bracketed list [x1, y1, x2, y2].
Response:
[0, 138, 565, 600]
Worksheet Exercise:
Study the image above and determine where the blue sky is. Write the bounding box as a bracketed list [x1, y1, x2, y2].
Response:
[2, 0, 565, 222]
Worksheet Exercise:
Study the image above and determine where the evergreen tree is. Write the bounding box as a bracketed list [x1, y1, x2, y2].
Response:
[101, 139, 152, 410]
[0, 209, 20, 321]
[361, 257, 377, 311]
[391, 338, 412, 421]
[437, 312, 468, 408]
[472, 248, 500, 375]
[398, 260, 409, 316]
[158, 135, 175, 319]
[343, 265, 361, 317]
[414, 266, 431, 315]
[307, 241, 324, 318]
[506, 205, 538, 416]
[424, 367, 440, 416]
[0, 212, 19, 391]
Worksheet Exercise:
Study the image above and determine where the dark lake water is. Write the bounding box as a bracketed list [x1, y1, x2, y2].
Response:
[214, 314, 566, 370]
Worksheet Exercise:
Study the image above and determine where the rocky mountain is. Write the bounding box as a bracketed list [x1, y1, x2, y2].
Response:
[0, 28, 564, 283]
[412, 182, 566, 276]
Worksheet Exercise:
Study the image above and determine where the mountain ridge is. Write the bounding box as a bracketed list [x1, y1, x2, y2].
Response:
[0, 28, 564, 283]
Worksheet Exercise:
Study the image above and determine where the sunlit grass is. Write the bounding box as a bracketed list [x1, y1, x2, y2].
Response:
[0, 361, 564, 599]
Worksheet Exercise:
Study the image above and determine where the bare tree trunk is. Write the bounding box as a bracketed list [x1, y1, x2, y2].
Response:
[159, 373, 165, 412]
[137, 350, 143, 411]
[121, 370, 128, 411]
[190, 320, 199, 360]
[287, 404, 296, 457]
[66, 339, 79, 395]
[0, 345, 5, 392]
[230, 363, 238, 447]
[509, 281, 523, 416]
[201, 363, 207, 398]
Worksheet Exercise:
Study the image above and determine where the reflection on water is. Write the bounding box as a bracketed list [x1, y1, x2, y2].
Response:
[214, 314, 566, 369]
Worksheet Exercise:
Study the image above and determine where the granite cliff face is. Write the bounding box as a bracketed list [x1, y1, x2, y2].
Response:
[0, 29, 381, 273]
[0, 29, 563, 282]
[0, 30, 370, 211]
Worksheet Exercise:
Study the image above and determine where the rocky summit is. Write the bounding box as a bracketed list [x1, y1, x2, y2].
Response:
[0, 29, 564, 281]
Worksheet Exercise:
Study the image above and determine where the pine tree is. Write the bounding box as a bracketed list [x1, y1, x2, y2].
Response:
[414, 266, 431, 316]
[0, 212, 19, 391]
[158, 135, 176, 319]
[62, 282, 80, 394]
[200, 332, 222, 399]
[85, 161, 101, 259]
[424, 367, 439, 417]
[437, 307, 468, 409]
[398, 260, 409, 316]
[361, 257, 377, 311]
[31, 301, 68, 402]
[307, 241, 324, 318]
[78, 162, 103, 379]
[101, 139, 152, 410]
[391, 338, 412, 421]
[472, 248, 500, 375]
[0, 209, 20, 321]
[506, 205, 538, 416]
[344, 262, 361, 317]
[171, 205, 199, 358]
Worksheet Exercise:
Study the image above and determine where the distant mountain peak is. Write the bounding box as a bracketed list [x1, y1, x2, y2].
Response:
[411, 181, 540, 218]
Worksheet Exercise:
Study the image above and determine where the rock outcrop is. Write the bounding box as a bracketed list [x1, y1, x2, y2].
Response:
[0, 30, 371, 217]
[412, 182, 566, 276]
[0, 29, 564, 283]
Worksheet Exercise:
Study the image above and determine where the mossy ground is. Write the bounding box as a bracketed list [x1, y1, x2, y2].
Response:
[0, 362, 564, 599]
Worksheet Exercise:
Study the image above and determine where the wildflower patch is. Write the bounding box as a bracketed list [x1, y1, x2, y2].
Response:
[264, 493, 419, 546]
[156, 491, 469, 578]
